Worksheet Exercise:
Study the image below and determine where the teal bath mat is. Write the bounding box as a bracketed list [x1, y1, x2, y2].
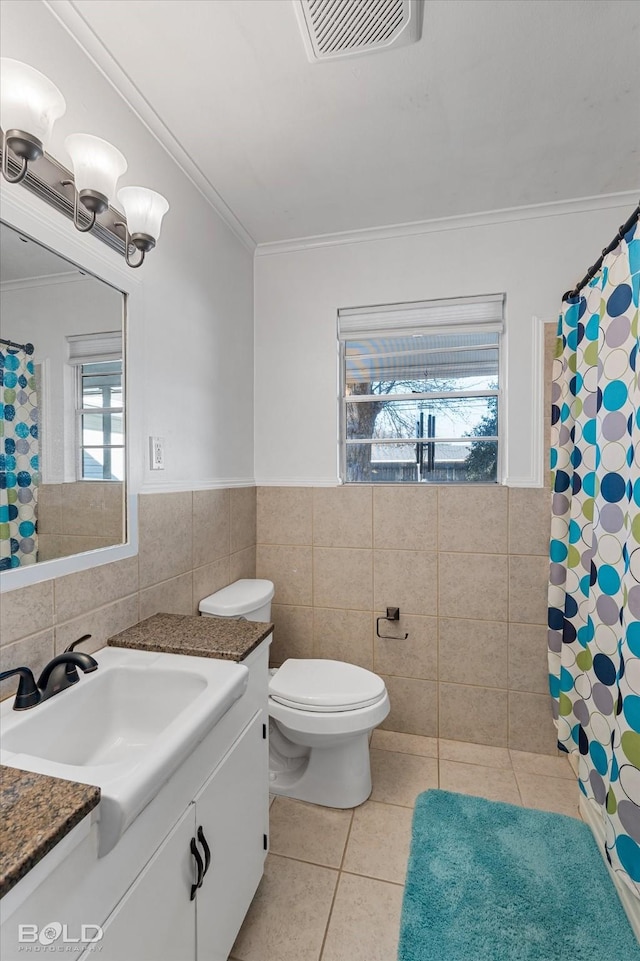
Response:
[398, 790, 639, 961]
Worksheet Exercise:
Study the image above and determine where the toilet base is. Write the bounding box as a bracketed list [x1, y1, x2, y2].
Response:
[269, 723, 372, 808]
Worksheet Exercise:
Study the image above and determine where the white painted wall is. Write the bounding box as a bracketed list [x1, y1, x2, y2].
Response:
[253, 198, 637, 486]
[1, 0, 255, 496]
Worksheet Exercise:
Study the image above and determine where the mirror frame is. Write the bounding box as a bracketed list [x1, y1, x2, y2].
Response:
[0, 182, 142, 592]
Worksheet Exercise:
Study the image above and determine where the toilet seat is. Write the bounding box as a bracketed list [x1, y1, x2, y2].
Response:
[269, 658, 386, 713]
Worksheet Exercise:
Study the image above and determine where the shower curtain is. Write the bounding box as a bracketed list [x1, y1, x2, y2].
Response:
[548, 217, 639, 897]
[0, 343, 39, 569]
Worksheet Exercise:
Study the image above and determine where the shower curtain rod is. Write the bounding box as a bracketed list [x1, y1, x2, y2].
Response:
[0, 337, 31, 351]
[563, 201, 640, 302]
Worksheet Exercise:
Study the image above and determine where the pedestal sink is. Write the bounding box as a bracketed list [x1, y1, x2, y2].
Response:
[0, 646, 249, 854]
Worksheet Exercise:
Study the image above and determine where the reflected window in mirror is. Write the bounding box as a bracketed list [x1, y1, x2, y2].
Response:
[0, 221, 126, 569]
[78, 360, 124, 481]
[68, 331, 124, 481]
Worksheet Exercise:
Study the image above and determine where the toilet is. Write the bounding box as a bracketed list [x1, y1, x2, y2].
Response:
[199, 579, 390, 808]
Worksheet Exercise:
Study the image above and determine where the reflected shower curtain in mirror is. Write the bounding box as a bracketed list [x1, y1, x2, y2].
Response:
[548, 219, 639, 896]
[0, 343, 39, 569]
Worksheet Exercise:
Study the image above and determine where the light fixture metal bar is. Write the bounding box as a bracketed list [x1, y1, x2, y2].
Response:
[0, 144, 126, 258]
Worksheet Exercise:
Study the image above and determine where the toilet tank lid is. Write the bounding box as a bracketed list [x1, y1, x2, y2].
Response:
[199, 579, 274, 616]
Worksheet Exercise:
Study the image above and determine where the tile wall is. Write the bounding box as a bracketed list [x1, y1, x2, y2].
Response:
[257, 485, 558, 755]
[2, 482, 558, 758]
[37, 482, 125, 561]
[0, 487, 256, 701]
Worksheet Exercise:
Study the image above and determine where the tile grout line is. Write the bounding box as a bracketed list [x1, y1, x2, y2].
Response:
[311, 488, 315, 618]
[371, 487, 374, 669]
[434, 486, 439, 740]
[317, 807, 355, 961]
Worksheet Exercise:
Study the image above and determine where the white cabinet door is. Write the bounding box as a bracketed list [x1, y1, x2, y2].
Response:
[194, 711, 268, 961]
[90, 805, 197, 961]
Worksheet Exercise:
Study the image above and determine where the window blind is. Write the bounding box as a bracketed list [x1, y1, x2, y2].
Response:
[338, 293, 504, 340]
[67, 330, 123, 365]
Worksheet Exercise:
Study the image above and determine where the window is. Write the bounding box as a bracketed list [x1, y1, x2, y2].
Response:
[338, 295, 504, 484]
[68, 331, 124, 481]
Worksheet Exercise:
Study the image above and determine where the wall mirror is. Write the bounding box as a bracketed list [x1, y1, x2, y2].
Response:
[0, 219, 127, 573]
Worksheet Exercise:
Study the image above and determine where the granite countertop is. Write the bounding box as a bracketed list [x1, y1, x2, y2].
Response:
[0, 765, 100, 898]
[107, 612, 273, 661]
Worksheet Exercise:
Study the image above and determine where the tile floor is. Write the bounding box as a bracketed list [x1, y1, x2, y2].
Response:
[229, 731, 579, 961]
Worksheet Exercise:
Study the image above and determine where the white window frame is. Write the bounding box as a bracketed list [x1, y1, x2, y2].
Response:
[75, 359, 124, 482]
[338, 294, 505, 485]
[67, 330, 124, 482]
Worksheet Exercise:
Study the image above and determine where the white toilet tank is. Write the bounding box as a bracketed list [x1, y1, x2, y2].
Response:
[199, 578, 274, 622]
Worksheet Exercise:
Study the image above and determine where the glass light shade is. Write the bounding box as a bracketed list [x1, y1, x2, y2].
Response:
[0, 59, 66, 148]
[117, 186, 169, 241]
[65, 133, 127, 203]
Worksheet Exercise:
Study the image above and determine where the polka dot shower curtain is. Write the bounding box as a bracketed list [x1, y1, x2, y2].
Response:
[0, 343, 39, 569]
[548, 216, 639, 897]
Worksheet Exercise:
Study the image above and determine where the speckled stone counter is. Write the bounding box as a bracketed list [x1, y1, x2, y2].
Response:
[0, 766, 100, 898]
[107, 612, 273, 662]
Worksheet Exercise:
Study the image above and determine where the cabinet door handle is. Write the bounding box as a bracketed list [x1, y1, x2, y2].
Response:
[190, 837, 203, 901]
[197, 826, 211, 879]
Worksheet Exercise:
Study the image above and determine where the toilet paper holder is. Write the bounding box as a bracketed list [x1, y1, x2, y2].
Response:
[376, 607, 408, 640]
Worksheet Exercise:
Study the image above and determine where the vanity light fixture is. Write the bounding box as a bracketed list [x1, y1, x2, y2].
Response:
[0, 58, 169, 267]
[0, 59, 66, 183]
[116, 186, 170, 268]
[63, 133, 128, 232]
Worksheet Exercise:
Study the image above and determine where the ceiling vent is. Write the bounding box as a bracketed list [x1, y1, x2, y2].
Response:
[293, 0, 423, 62]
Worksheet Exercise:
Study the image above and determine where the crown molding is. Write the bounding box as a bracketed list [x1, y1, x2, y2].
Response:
[45, 0, 256, 253]
[255, 191, 640, 257]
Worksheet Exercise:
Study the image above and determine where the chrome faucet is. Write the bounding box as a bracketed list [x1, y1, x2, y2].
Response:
[0, 635, 98, 710]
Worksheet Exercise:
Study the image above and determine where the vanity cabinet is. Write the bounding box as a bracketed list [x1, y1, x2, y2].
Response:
[1, 636, 271, 961]
[92, 806, 196, 961]
[94, 711, 267, 961]
[194, 711, 267, 958]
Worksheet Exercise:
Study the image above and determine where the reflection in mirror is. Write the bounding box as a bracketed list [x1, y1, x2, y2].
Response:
[0, 221, 126, 569]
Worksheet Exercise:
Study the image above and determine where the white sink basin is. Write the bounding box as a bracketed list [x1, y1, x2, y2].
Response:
[0, 646, 249, 855]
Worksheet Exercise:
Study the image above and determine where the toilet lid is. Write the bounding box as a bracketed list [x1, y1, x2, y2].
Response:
[269, 659, 386, 712]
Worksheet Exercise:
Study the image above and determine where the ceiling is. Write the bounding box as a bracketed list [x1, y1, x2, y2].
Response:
[64, 1, 640, 244]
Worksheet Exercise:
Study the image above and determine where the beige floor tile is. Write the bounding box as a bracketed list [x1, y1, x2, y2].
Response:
[370, 749, 439, 808]
[439, 759, 521, 805]
[268, 796, 352, 868]
[321, 873, 404, 961]
[371, 729, 438, 758]
[231, 854, 337, 961]
[439, 739, 512, 769]
[510, 749, 576, 780]
[515, 772, 581, 818]
[343, 801, 412, 884]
